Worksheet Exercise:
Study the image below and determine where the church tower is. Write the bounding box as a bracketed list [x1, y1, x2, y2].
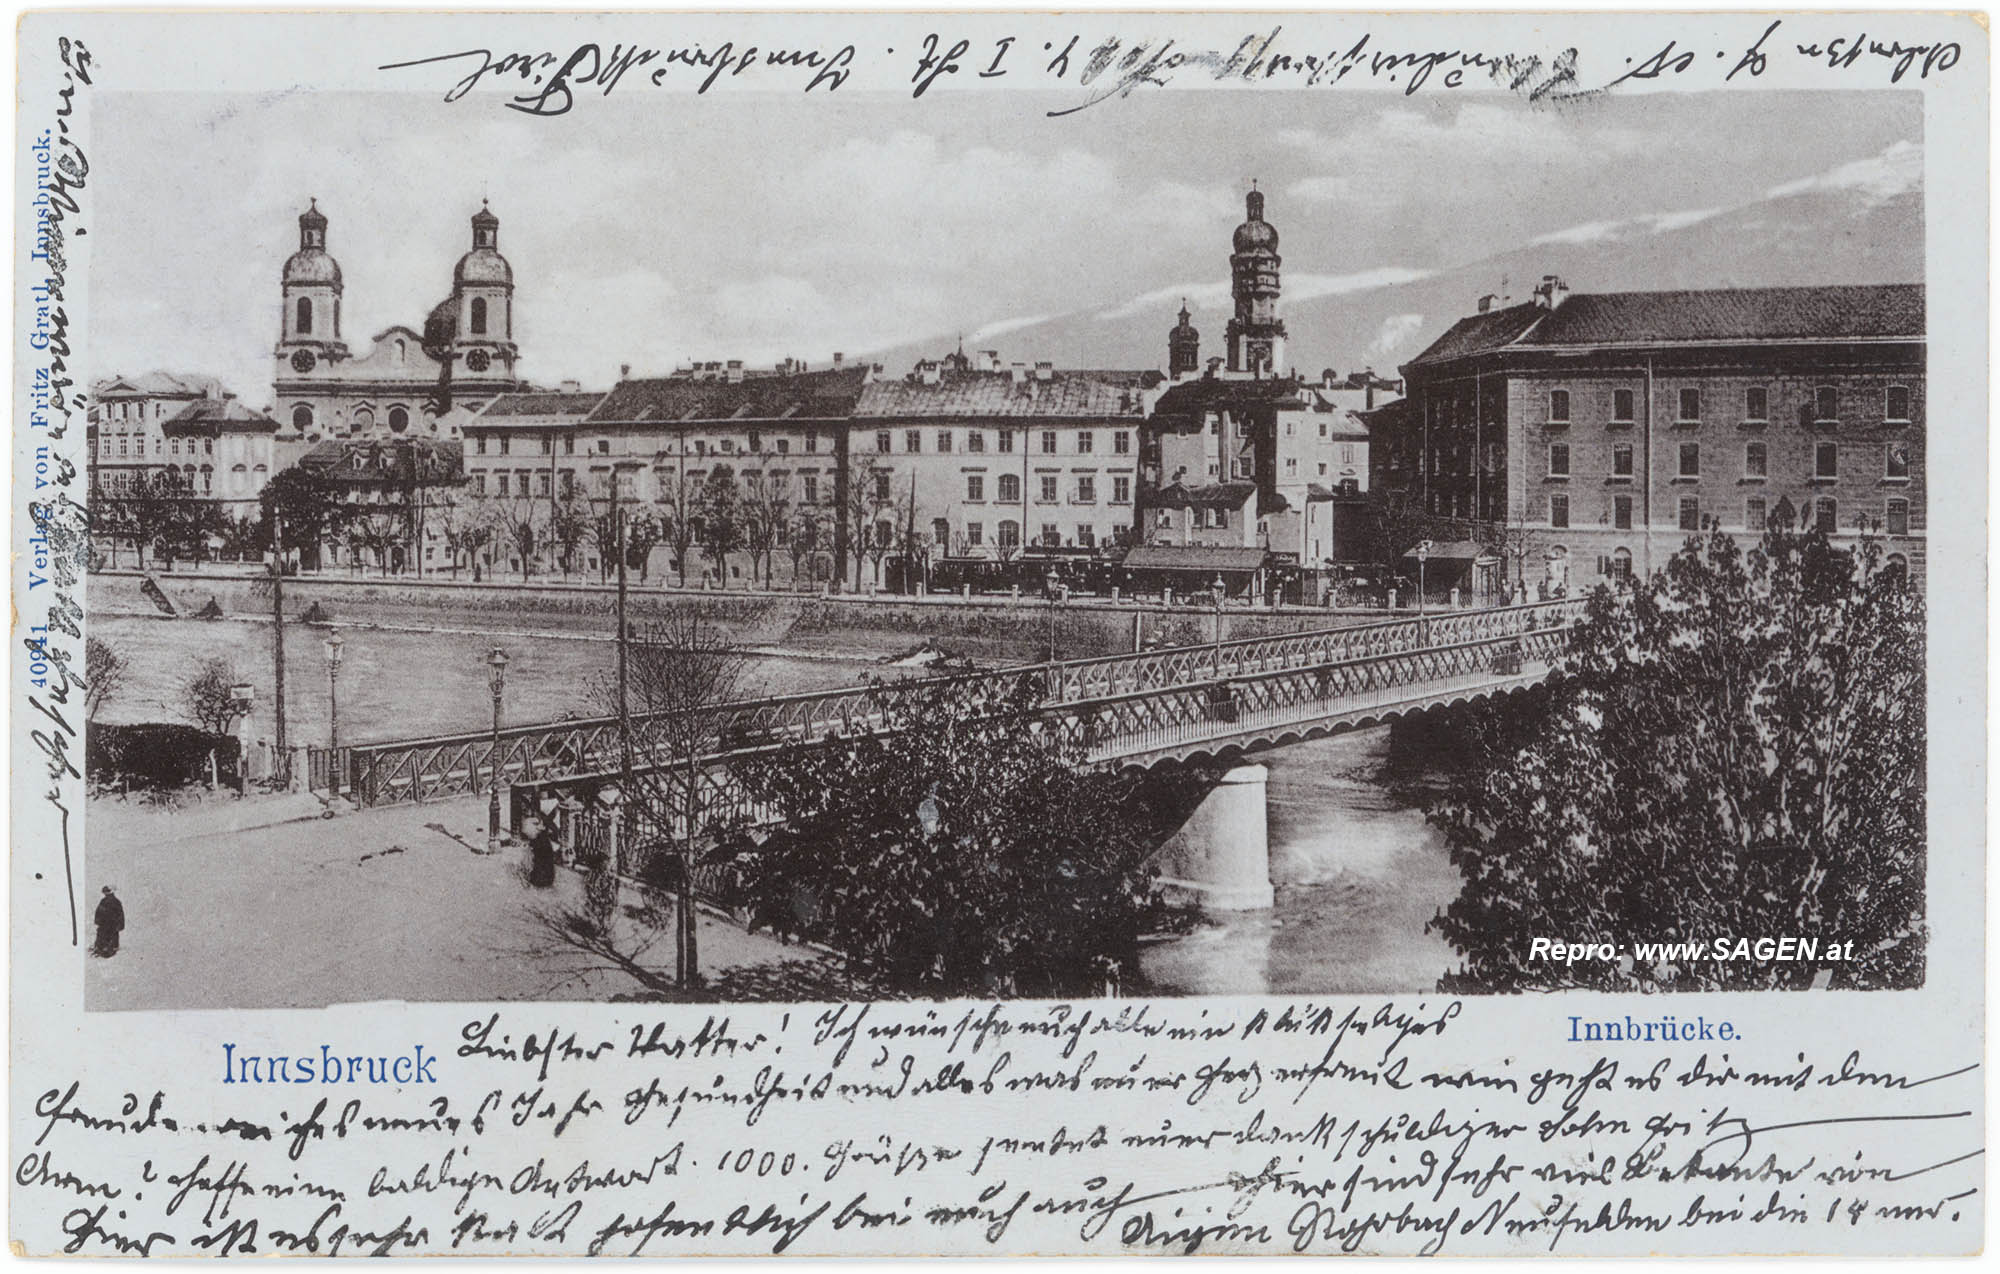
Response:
[448, 202, 517, 382]
[1225, 186, 1286, 375]
[276, 200, 349, 375]
[1168, 299, 1201, 378]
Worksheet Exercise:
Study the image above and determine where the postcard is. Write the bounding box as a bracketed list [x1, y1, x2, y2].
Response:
[11, 7, 1987, 1257]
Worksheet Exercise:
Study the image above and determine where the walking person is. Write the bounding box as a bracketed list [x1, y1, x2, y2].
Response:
[523, 812, 558, 888]
[93, 886, 126, 958]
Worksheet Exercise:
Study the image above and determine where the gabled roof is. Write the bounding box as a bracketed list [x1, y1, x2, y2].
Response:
[1144, 480, 1257, 510]
[1407, 284, 1924, 369]
[470, 391, 608, 426]
[1151, 374, 1306, 424]
[93, 371, 227, 399]
[585, 367, 868, 426]
[163, 398, 280, 435]
[857, 369, 1157, 420]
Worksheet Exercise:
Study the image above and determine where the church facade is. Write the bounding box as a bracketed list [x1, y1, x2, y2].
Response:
[270, 201, 527, 444]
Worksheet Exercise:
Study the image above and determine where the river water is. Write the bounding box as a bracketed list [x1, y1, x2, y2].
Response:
[1139, 728, 1464, 997]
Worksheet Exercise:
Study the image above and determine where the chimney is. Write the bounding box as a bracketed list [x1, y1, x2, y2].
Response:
[1033, 360, 1053, 382]
[1321, 368, 1338, 389]
[832, 351, 845, 368]
[559, 379, 581, 393]
[980, 349, 1001, 372]
[1533, 275, 1569, 310]
[1010, 361, 1028, 386]
[726, 359, 745, 384]
[1205, 356, 1223, 379]
[918, 359, 942, 387]
[620, 363, 632, 380]
[1477, 293, 1497, 313]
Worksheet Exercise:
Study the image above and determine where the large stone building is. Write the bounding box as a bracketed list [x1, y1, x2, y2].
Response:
[86, 371, 230, 498]
[272, 200, 527, 443]
[1383, 278, 1925, 593]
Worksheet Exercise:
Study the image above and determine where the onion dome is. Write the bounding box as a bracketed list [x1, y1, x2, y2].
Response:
[284, 199, 342, 285]
[1232, 187, 1279, 253]
[454, 201, 513, 287]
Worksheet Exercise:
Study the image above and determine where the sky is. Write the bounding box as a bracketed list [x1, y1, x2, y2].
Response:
[87, 89, 1921, 405]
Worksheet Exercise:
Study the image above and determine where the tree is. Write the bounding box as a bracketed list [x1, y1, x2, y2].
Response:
[485, 493, 542, 581]
[1427, 524, 1925, 993]
[841, 468, 885, 590]
[714, 676, 1174, 997]
[125, 469, 212, 571]
[432, 491, 490, 578]
[656, 472, 700, 587]
[260, 465, 349, 571]
[695, 466, 743, 587]
[549, 488, 591, 577]
[180, 655, 243, 734]
[787, 501, 827, 589]
[85, 636, 127, 721]
[624, 509, 663, 582]
[740, 470, 790, 588]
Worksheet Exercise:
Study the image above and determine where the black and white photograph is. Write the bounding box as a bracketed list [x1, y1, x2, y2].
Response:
[11, 8, 1985, 1259]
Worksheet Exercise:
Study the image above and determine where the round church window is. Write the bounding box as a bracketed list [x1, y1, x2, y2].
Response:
[290, 348, 317, 373]
[466, 349, 492, 373]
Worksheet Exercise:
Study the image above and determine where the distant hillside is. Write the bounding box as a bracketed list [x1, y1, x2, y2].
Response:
[866, 184, 1923, 378]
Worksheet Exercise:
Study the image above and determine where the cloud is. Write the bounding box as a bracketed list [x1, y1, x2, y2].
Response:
[1529, 206, 1724, 247]
[969, 313, 1059, 343]
[1764, 139, 1922, 204]
[1369, 314, 1427, 360]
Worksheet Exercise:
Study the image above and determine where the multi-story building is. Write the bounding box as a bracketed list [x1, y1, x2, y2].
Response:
[271, 200, 528, 443]
[1386, 278, 1925, 593]
[86, 372, 229, 498]
[160, 398, 309, 517]
[293, 437, 465, 573]
[852, 352, 1157, 562]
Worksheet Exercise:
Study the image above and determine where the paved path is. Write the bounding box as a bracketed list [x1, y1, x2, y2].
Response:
[84, 792, 830, 1010]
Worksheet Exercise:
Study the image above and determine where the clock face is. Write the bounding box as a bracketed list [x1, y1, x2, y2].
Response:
[290, 348, 317, 374]
[465, 349, 492, 373]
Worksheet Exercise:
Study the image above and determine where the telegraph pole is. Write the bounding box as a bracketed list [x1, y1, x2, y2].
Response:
[269, 508, 289, 784]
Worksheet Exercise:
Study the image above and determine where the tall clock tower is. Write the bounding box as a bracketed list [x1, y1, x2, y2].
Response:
[1225, 186, 1286, 376]
[447, 202, 518, 384]
[275, 200, 350, 384]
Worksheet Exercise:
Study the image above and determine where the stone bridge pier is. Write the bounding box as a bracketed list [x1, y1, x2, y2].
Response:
[1148, 762, 1274, 912]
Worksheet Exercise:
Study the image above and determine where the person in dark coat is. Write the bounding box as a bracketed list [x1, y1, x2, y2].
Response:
[523, 813, 558, 888]
[93, 887, 126, 957]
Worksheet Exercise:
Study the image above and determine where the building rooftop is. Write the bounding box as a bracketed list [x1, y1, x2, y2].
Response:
[584, 367, 870, 425]
[163, 398, 281, 435]
[1144, 480, 1258, 510]
[1407, 283, 1925, 368]
[1123, 544, 1269, 572]
[94, 371, 228, 399]
[467, 390, 608, 427]
[856, 368, 1158, 420]
[299, 438, 463, 483]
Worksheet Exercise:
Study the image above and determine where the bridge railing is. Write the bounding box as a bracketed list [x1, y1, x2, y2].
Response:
[323, 599, 1585, 808]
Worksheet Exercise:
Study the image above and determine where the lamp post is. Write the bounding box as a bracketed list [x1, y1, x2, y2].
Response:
[323, 631, 345, 791]
[1045, 567, 1061, 664]
[1415, 540, 1432, 645]
[1212, 574, 1226, 677]
[486, 645, 509, 853]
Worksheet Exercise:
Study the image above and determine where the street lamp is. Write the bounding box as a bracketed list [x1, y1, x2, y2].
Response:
[323, 630, 345, 758]
[1212, 574, 1226, 677]
[1415, 540, 1432, 645]
[1045, 567, 1061, 664]
[486, 645, 509, 852]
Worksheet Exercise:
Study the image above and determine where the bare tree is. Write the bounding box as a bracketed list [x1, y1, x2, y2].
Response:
[86, 636, 127, 721]
[740, 469, 790, 588]
[843, 466, 887, 590]
[180, 655, 241, 734]
[787, 500, 827, 589]
[484, 492, 543, 581]
[549, 487, 591, 578]
[695, 466, 744, 588]
[656, 471, 699, 587]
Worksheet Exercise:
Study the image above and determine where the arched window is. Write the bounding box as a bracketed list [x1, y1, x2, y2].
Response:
[1609, 547, 1633, 580]
[997, 473, 1021, 503]
[292, 404, 314, 432]
[388, 406, 410, 433]
[200, 465, 213, 494]
[394, 339, 407, 362]
[297, 296, 313, 334]
[998, 519, 1021, 549]
[470, 297, 488, 335]
[353, 407, 375, 432]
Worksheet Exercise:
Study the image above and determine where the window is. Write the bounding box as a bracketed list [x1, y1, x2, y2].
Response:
[515, 472, 531, 496]
[1745, 496, 1768, 531]
[1041, 523, 1060, 547]
[1548, 388, 1570, 422]
[1547, 442, 1570, 477]
[1614, 495, 1633, 530]
[296, 297, 313, 335]
[1611, 442, 1634, 478]
[1112, 475, 1131, 504]
[1744, 441, 1767, 478]
[1075, 475, 1096, 503]
[801, 474, 818, 504]
[967, 431, 985, 454]
[873, 473, 891, 503]
[1678, 388, 1701, 422]
[1549, 493, 1570, 528]
[117, 438, 128, 458]
[564, 435, 576, 455]
[540, 434, 553, 455]
[904, 430, 921, 453]
[932, 518, 950, 546]
[997, 430, 1015, 454]
[998, 473, 1021, 502]
[1038, 475, 1058, 503]
[473, 473, 487, 495]
[1885, 441, 1911, 480]
[719, 439, 736, 454]
[1609, 547, 1633, 579]
[1212, 508, 1230, 530]
[1678, 441, 1700, 478]
[470, 297, 488, 335]
[292, 404, 314, 432]
[874, 521, 893, 549]
[936, 430, 952, 453]
[966, 474, 984, 502]
[1113, 431, 1131, 454]
[1078, 431, 1094, 454]
[1745, 386, 1768, 421]
[1612, 388, 1635, 422]
[1285, 458, 1298, 475]
[1041, 430, 1058, 455]
[1077, 524, 1096, 549]
[966, 522, 983, 547]
[170, 437, 182, 457]
[497, 434, 510, 456]
[1815, 497, 1837, 534]
[1815, 441, 1839, 479]
[559, 470, 574, 498]
[537, 471, 551, 496]
[805, 427, 819, 453]
[1887, 497, 1910, 536]
[1339, 443, 1356, 466]
[998, 519, 1020, 548]
[775, 438, 789, 455]
[1886, 385, 1912, 422]
[1679, 497, 1700, 532]
[1815, 386, 1839, 422]
[876, 431, 891, 454]
[747, 431, 761, 452]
